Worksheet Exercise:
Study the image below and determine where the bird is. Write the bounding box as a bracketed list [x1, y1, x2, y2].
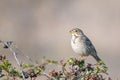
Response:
[69, 28, 101, 62]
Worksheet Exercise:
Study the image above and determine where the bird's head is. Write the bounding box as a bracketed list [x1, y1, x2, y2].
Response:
[69, 28, 84, 36]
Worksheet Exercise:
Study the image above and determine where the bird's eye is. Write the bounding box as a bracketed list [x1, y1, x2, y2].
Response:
[75, 30, 77, 32]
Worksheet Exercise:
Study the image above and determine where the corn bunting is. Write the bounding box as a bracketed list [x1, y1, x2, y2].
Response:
[69, 28, 101, 62]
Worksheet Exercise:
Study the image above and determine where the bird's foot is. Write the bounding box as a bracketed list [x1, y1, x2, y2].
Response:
[77, 56, 87, 61]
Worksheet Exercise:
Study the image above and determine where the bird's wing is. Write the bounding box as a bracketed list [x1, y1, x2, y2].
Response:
[83, 35, 97, 54]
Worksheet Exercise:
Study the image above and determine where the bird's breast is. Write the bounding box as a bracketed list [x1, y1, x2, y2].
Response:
[71, 38, 87, 56]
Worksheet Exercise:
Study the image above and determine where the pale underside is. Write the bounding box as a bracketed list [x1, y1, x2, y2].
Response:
[71, 35, 89, 56]
[71, 34, 97, 57]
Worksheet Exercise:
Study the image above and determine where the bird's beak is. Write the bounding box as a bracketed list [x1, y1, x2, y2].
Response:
[69, 30, 76, 34]
[69, 30, 73, 34]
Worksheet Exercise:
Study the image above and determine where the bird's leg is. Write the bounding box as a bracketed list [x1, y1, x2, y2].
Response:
[77, 56, 87, 61]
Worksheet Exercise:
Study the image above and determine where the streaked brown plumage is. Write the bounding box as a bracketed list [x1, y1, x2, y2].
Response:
[69, 28, 101, 62]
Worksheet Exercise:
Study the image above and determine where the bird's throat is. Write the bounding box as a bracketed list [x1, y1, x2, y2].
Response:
[71, 35, 80, 44]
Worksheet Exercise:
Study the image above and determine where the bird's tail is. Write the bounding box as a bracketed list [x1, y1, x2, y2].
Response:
[92, 54, 102, 62]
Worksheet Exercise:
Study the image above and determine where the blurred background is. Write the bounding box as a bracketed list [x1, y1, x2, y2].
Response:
[0, 0, 120, 79]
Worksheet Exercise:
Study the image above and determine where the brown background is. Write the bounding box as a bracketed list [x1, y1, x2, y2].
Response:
[0, 0, 120, 79]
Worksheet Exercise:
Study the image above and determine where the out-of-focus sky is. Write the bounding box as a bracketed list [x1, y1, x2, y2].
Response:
[0, 0, 120, 79]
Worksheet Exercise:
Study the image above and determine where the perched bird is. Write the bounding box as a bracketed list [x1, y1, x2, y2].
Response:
[69, 28, 101, 62]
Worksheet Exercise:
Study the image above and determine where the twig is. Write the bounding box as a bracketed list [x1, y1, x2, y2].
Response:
[12, 43, 34, 64]
[41, 72, 57, 80]
[2, 41, 25, 80]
